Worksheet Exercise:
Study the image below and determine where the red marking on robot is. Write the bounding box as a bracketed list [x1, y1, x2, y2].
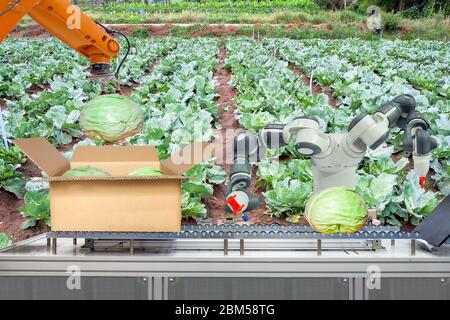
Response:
[225, 194, 244, 215]
[419, 176, 426, 189]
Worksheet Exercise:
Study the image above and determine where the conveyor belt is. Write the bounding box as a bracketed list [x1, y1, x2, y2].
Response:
[47, 224, 420, 240]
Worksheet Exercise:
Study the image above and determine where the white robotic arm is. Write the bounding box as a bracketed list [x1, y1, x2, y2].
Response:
[345, 94, 436, 183]
[225, 95, 437, 214]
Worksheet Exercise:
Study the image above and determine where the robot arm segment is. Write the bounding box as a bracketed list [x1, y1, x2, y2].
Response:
[226, 116, 331, 214]
[225, 131, 264, 215]
[346, 94, 437, 186]
[283, 116, 331, 157]
[226, 95, 437, 215]
[347, 94, 418, 152]
[0, 0, 120, 75]
[226, 123, 289, 214]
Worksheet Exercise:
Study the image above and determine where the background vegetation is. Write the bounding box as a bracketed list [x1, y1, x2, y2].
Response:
[64, 0, 450, 40]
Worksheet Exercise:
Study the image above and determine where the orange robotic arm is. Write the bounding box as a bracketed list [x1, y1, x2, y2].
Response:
[0, 0, 120, 75]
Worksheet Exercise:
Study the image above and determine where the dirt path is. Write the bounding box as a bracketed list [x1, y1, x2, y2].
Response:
[205, 44, 240, 223]
[205, 44, 287, 225]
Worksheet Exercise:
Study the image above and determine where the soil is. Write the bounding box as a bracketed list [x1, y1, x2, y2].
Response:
[0, 191, 49, 243]
[10, 24, 49, 38]
[313, 23, 333, 31]
[399, 25, 412, 34]
[148, 24, 174, 37]
[204, 44, 240, 223]
[195, 25, 239, 38]
[119, 83, 139, 96]
[284, 23, 307, 31]
[26, 84, 50, 95]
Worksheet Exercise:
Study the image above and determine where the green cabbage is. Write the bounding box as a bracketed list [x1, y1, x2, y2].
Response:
[63, 166, 111, 177]
[127, 167, 163, 177]
[304, 187, 368, 234]
[79, 94, 144, 142]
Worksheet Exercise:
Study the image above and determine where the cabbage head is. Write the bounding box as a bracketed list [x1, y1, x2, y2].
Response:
[127, 167, 163, 177]
[63, 166, 111, 177]
[304, 187, 368, 234]
[79, 94, 144, 142]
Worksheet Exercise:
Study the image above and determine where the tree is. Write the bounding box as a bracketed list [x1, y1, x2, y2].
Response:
[316, 0, 356, 11]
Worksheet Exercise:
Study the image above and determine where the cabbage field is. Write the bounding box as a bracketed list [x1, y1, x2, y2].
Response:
[0, 36, 448, 240]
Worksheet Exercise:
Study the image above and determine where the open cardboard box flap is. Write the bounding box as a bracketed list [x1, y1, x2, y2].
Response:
[14, 138, 222, 178]
[14, 137, 70, 177]
[72, 145, 159, 163]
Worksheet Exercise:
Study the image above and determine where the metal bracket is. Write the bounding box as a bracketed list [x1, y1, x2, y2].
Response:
[80, 238, 95, 252]
[51, 238, 57, 255]
[130, 239, 135, 255]
[224, 239, 228, 256]
[411, 239, 416, 256]
[365, 240, 384, 251]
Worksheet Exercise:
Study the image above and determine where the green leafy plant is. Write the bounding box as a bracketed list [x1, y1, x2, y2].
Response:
[0, 160, 25, 198]
[0, 146, 26, 198]
[130, 28, 149, 38]
[0, 146, 26, 166]
[431, 159, 449, 196]
[264, 177, 313, 217]
[225, 38, 333, 132]
[181, 191, 207, 219]
[257, 159, 313, 189]
[130, 38, 219, 160]
[362, 145, 408, 176]
[18, 191, 51, 229]
[398, 171, 439, 225]
[258, 160, 314, 218]
[383, 13, 403, 32]
[0, 233, 12, 249]
[181, 163, 227, 219]
[79, 94, 144, 142]
[356, 172, 401, 225]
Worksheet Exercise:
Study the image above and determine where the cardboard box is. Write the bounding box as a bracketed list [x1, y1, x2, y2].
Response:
[14, 137, 219, 232]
